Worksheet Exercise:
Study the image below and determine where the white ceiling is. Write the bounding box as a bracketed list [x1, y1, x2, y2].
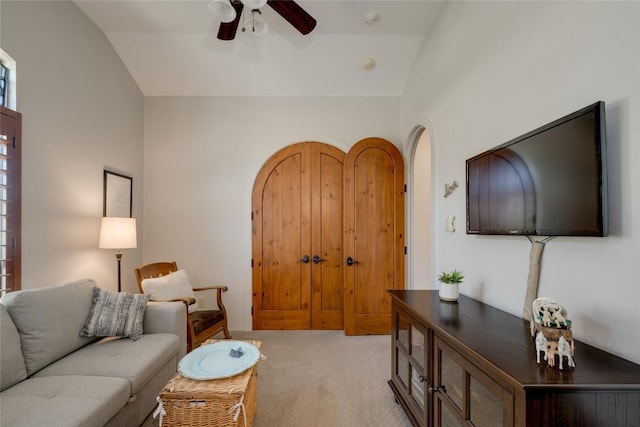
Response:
[73, 0, 445, 96]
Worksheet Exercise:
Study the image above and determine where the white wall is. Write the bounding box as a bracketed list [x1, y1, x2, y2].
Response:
[144, 96, 401, 330]
[402, 1, 640, 363]
[0, 1, 144, 292]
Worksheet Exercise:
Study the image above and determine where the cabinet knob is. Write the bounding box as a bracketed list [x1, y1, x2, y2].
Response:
[428, 385, 446, 394]
[418, 375, 427, 383]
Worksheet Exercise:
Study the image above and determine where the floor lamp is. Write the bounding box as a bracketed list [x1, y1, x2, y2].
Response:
[99, 217, 137, 292]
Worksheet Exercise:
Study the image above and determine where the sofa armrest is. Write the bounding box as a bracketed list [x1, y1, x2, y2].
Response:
[144, 301, 187, 360]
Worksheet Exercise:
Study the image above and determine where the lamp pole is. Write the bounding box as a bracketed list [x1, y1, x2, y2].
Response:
[115, 251, 123, 292]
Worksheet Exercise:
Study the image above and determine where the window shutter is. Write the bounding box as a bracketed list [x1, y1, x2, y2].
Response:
[0, 106, 21, 295]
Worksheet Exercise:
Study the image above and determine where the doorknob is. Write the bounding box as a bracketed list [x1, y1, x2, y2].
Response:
[297, 255, 310, 263]
[344, 256, 359, 267]
[312, 255, 325, 264]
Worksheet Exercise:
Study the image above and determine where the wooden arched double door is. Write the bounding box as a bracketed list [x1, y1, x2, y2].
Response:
[252, 138, 404, 335]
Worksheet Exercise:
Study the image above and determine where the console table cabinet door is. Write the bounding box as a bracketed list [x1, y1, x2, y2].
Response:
[434, 337, 514, 427]
[391, 308, 431, 426]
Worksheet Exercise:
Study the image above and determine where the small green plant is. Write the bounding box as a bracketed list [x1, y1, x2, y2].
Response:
[438, 270, 464, 284]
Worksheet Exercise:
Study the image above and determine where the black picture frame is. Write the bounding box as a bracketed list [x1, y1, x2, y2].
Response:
[103, 170, 132, 217]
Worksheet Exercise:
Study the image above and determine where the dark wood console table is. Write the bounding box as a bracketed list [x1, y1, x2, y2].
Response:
[388, 290, 640, 427]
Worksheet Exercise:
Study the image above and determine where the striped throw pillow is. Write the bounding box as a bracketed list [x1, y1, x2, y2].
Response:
[80, 287, 149, 340]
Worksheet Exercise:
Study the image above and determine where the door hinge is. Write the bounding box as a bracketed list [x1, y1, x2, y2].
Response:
[404, 246, 407, 255]
[251, 211, 254, 220]
[251, 259, 254, 268]
[251, 306, 253, 316]
[404, 184, 407, 193]
[13, 136, 16, 149]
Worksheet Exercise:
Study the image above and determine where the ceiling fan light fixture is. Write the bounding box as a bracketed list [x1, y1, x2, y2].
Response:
[242, 0, 268, 10]
[209, 0, 237, 23]
[251, 10, 269, 36]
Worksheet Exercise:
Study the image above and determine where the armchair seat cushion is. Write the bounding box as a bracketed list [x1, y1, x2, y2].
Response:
[191, 310, 225, 335]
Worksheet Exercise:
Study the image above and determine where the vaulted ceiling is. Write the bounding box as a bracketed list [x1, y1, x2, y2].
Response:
[73, 0, 445, 96]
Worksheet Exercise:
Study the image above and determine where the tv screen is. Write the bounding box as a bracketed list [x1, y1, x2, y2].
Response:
[466, 101, 607, 236]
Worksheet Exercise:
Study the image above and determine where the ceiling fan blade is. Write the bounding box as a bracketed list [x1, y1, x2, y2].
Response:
[217, 2, 244, 41]
[267, 0, 317, 35]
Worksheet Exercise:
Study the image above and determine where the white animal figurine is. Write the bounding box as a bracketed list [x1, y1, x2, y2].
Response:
[551, 307, 568, 328]
[541, 309, 554, 327]
[535, 332, 548, 364]
[532, 297, 569, 329]
[546, 341, 558, 368]
[557, 336, 576, 370]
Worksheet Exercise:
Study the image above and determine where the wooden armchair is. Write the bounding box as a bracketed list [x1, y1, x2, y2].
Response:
[134, 261, 231, 352]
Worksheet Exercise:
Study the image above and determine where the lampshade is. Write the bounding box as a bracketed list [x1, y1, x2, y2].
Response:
[243, 0, 267, 10]
[99, 217, 137, 249]
[208, 0, 237, 23]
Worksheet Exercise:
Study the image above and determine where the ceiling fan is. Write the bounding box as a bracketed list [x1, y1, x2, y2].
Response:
[209, 0, 317, 41]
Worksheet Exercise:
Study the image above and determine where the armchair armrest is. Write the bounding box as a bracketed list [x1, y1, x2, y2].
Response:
[144, 301, 188, 359]
[191, 285, 229, 320]
[192, 285, 228, 292]
[170, 296, 197, 306]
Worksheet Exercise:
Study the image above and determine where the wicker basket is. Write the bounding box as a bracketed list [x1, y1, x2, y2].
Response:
[159, 340, 260, 427]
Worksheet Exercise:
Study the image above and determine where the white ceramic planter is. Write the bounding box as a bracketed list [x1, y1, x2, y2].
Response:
[439, 282, 460, 302]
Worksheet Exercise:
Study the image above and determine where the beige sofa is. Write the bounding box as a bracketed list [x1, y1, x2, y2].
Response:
[0, 279, 187, 427]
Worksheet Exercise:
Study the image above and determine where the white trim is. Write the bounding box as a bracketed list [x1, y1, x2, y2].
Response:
[404, 120, 437, 290]
[0, 49, 17, 110]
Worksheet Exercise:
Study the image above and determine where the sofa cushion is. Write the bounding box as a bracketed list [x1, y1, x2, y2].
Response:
[34, 333, 179, 396]
[0, 279, 99, 376]
[0, 375, 130, 427]
[80, 287, 150, 341]
[0, 304, 27, 391]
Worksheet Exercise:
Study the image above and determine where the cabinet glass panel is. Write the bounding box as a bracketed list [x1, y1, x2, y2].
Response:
[410, 366, 425, 410]
[469, 376, 503, 427]
[397, 349, 409, 388]
[439, 399, 461, 427]
[411, 326, 425, 369]
[440, 350, 464, 410]
[398, 315, 409, 350]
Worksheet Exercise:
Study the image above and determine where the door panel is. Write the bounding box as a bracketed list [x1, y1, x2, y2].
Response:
[253, 145, 312, 329]
[311, 146, 345, 329]
[344, 138, 405, 335]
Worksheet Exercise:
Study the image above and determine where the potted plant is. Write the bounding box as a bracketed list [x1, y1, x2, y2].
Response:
[438, 270, 464, 302]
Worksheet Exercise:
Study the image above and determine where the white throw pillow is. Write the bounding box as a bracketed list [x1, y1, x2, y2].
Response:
[141, 269, 196, 303]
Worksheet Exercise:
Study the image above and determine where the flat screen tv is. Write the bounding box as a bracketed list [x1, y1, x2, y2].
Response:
[466, 101, 607, 236]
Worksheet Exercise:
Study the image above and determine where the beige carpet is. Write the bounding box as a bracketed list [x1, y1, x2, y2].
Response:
[142, 330, 412, 427]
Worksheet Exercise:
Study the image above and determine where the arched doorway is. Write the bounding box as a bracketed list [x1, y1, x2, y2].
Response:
[406, 125, 434, 289]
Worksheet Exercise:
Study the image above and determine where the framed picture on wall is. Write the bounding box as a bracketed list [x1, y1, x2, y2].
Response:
[103, 170, 132, 217]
